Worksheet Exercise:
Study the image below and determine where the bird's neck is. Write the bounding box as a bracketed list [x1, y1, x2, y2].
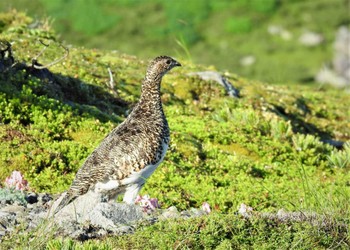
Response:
[139, 76, 163, 110]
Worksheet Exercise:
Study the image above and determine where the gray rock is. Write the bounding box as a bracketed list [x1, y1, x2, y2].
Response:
[267, 25, 283, 35]
[0, 211, 17, 237]
[258, 209, 320, 226]
[267, 25, 292, 40]
[0, 211, 16, 227]
[188, 71, 240, 98]
[333, 26, 350, 83]
[87, 203, 144, 232]
[321, 139, 344, 149]
[316, 26, 350, 88]
[180, 208, 206, 218]
[180, 210, 192, 218]
[50, 191, 144, 235]
[0, 191, 211, 240]
[315, 67, 348, 88]
[116, 225, 134, 234]
[159, 206, 180, 220]
[240, 55, 256, 67]
[49, 191, 101, 218]
[187, 208, 207, 217]
[39, 193, 53, 204]
[299, 31, 324, 46]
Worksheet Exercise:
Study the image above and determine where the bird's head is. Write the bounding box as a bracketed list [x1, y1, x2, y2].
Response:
[146, 56, 181, 80]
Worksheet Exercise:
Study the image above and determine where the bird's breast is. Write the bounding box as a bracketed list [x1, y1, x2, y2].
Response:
[121, 141, 169, 186]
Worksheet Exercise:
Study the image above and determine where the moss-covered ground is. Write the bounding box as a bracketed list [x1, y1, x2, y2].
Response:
[0, 11, 349, 249]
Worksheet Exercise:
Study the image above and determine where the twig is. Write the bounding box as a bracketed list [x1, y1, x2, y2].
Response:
[32, 41, 69, 69]
[108, 67, 115, 89]
[32, 40, 51, 65]
[107, 67, 119, 96]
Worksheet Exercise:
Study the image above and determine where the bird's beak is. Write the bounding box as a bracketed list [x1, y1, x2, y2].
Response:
[173, 60, 181, 67]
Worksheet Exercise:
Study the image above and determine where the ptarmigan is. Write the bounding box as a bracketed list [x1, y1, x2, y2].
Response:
[54, 56, 181, 214]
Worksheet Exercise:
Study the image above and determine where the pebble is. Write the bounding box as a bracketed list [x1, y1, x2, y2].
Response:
[40, 193, 53, 203]
[25, 193, 38, 204]
[159, 206, 180, 220]
[299, 31, 324, 46]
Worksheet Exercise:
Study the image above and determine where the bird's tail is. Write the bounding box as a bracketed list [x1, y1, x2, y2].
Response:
[53, 193, 74, 215]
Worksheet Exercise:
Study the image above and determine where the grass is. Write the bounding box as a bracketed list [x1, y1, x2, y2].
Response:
[0, 10, 349, 249]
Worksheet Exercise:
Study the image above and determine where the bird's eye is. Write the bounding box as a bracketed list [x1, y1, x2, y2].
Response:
[166, 59, 171, 65]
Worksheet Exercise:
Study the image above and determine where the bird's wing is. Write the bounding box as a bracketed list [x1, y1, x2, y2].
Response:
[67, 120, 160, 197]
[55, 123, 147, 213]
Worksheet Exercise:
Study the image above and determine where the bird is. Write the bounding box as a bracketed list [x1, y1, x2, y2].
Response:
[54, 55, 181, 214]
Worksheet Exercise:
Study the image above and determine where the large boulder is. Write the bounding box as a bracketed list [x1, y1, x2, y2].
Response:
[50, 191, 145, 233]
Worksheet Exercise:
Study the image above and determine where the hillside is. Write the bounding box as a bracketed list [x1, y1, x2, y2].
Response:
[0, 11, 349, 249]
[1, 0, 349, 84]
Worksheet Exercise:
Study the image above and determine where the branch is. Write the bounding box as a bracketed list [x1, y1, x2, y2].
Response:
[31, 39, 50, 65]
[107, 67, 119, 96]
[32, 41, 69, 69]
[107, 67, 115, 89]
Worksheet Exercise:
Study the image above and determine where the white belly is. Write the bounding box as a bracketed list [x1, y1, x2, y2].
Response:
[94, 179, 120, 193]
[93, 142, 168, 200]
[121, 142, 168, 186]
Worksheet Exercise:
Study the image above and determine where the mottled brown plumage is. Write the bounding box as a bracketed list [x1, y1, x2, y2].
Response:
[54, 56, 181, 213]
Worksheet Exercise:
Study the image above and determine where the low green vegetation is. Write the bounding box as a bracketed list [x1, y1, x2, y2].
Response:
[47, 213, 348, 249]
[0, 11, 349, 249]
[0, 188, 27, 205]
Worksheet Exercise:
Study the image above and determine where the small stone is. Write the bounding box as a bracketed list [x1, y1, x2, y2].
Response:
[25, 193, 38, 204]
[299, 31, 324, 46]
[180, 208, 206, 218]
[160, 206, 180, 220]
[238, 203, 253, 218]
[26, 203, 34, 210]
[189, 208, 206, 217]
[315, 67, 347, 88]
[267, 25, 292, 40]
[40, 193, 53, 203]
[240, 55, 256, 67]
[180, 210, 191, 218]
[187, 71, 240, 98]
[117, 225, 134, 234]
[280, 30, 292, 40]
[267, 25, 282, 35]
[0, 211, 17, 238]
[277, 208, 287, 218]
[167, 206, 178, 212]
